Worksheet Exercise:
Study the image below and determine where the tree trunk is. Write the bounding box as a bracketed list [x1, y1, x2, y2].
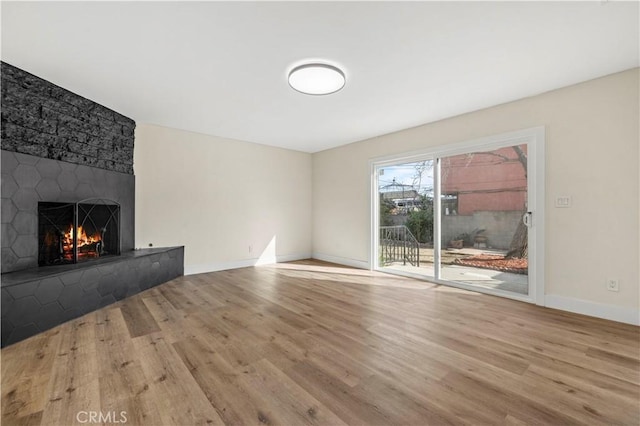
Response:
[505, 218, 528, 259]
[504, 145, 528, 259]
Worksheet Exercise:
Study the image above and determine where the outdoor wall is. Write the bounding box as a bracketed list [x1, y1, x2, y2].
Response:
[134, 124, 312, 274]
[312, 68, 639, 323]
[441, 211, 523, 251]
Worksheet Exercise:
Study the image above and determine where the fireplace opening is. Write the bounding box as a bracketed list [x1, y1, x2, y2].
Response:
[38, 199, 120, 266]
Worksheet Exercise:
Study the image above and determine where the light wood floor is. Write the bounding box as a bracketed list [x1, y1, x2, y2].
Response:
[2, 260, 639, 426]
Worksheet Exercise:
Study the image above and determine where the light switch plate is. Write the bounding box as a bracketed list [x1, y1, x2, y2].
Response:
[555, 195, 571, 208]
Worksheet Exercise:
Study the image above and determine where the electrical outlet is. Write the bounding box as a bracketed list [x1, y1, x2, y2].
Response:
[606, 279, 619, 292]
[249, 245, 252, 254]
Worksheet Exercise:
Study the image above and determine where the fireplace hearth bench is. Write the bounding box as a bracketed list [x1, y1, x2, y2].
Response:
[1, 246, 184, 347]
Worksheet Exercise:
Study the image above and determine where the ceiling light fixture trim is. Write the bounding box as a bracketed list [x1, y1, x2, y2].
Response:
[288, 63, 346, 95]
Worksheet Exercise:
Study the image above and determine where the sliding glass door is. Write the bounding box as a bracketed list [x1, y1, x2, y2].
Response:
[372, 129, 543, 303]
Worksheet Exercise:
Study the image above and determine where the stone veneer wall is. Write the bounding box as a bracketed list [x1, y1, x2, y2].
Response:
[1, 62, 135, 174]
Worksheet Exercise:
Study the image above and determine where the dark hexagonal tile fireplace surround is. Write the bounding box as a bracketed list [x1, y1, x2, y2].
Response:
[1, 150, 184, 347]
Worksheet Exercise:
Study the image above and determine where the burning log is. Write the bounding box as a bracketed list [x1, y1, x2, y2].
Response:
[78, 241, 100, 254]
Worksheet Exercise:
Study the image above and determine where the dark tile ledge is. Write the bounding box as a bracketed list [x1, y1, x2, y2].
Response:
[1, 247, 182, 287]
[1, 246, 184, 347]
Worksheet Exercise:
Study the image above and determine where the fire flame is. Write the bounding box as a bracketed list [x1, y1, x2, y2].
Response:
[62, 225, 101, 253]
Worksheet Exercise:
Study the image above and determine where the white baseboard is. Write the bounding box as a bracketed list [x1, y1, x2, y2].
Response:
[184, 253, 311, 275]
[311, 252, 370, 270]
[545, 294, 639, 326]
[271, 253, 312, 263]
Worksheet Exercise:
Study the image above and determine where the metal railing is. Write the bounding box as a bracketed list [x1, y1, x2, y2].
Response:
[379, 225, 420, 267]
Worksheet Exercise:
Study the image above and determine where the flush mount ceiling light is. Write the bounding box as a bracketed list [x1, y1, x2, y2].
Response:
[288, 63, 346, 95]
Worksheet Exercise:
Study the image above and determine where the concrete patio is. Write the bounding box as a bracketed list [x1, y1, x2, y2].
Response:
[381, 247, 529, 295]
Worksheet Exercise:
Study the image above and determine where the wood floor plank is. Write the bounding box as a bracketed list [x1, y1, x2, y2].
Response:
[439, 370, 583, 425]
[94, 308, 163, 426]
[521, 364, 640, 425]
[119, 297, 161, 339]
[283, 360, 395, 426]
[306, 342, 377, 388]
[237, 358, 347, 426]
[352, 373, 457, 425]
[305, 323, 451, 383]
[1, 259, 638, 425]
[39, 315, 101, 426]
[585, 346, 640, 370]
[10, 410, 43, 426]
[172, 335, 266, 425]
[1, 328, 62, 421]
[156, 280, 199, 311]
[385, 321, 638, 424]
[131, 334, 225, 425]
[180, 279, 227, 310]
[139, 290, 188, 344]
[416, 311, 640, 386]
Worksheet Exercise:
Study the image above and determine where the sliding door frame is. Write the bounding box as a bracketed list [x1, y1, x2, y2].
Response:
[370, 127, 545, 305]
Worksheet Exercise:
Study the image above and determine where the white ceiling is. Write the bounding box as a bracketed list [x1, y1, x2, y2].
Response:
[1, 2, 638, 153]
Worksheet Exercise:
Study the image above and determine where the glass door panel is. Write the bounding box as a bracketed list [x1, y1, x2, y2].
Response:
[439, 144, 529, 295]
[377, 160, 435, 278]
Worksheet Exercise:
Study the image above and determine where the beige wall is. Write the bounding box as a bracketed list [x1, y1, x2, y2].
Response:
[135, 124, 312, 274]
[313, 68, 639, 316]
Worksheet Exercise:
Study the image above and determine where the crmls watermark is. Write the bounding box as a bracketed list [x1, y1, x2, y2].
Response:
[76, 411, 128, 424]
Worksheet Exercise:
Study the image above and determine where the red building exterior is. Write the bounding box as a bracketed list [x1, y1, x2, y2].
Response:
[441, 145, 527, 216]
